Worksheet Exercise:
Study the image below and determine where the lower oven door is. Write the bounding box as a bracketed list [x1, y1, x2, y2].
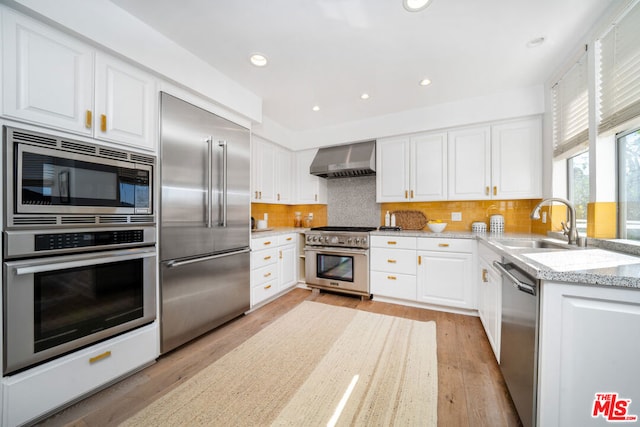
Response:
[3, 247, 156, 375]
[305, 246, 369, 296]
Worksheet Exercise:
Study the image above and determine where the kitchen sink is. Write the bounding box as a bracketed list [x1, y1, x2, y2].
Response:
[494, 239, 572, 250]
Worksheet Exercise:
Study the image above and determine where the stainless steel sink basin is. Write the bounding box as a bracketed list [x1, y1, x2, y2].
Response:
[495, 239, 572, 250]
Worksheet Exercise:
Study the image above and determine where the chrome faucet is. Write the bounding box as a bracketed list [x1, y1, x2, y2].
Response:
[530, 198, 579, 245]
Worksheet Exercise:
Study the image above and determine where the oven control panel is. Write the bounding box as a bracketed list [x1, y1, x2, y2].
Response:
[35, 230, 144, 251]
[305, 232, 369, 249]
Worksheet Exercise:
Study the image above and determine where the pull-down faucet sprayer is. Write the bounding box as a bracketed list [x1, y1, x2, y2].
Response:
[530, 198, 579, 245]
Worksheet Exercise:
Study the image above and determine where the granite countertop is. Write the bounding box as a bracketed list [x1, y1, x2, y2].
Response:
[259, 227, 640, 289]
[251, 227, 307, 238]
[372, 229, 640, 289]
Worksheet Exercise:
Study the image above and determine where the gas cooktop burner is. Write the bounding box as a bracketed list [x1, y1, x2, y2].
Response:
[310, 226, 377, 232]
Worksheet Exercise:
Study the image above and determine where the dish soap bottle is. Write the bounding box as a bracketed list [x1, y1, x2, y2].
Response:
[390, 213, 396, 227]
[385, 211, 391, 227]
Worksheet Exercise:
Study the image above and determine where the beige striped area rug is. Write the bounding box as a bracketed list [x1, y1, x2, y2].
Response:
[121, 301, 437, 426]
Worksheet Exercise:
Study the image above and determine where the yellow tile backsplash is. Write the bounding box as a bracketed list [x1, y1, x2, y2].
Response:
[381, 200, 548, 234]
[587, 202, 617, 238]
[251, 203, 327, 228]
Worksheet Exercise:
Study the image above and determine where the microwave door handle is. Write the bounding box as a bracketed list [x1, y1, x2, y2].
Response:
[206, 137, 213, 228]
[218, 140, 227, 227]
[13, 251, 156, 275]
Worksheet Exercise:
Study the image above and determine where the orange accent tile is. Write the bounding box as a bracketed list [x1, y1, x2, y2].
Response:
[587, 202, 617, 239]
[251, 203, 327, 228]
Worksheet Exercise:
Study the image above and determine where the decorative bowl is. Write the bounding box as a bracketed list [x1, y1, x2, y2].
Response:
[427, 222, 447, 233]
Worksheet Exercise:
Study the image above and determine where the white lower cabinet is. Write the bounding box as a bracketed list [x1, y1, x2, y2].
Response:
[537, 282, 640, 427]
[370, 236, 417, 300]
[416, 238, 476, 310]
[2, 323, 158, 427]
[477, 243, 501, 362]
[250, 233, 298, 307]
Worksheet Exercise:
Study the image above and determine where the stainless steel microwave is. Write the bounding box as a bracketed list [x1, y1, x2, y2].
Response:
[3, 126, 154, 228]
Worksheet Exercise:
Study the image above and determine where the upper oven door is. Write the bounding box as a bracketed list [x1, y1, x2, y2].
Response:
[15, 143, 152, 215]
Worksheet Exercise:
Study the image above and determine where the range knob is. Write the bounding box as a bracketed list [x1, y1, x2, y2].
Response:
[330, 236, 339, 245]
[312, 236, 318, 242]
[347, 238, 353, 245]
[362, 237, 368, 245]
[355, 238, 361, 244]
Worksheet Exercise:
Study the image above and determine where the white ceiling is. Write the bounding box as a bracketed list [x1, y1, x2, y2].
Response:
[110, 0, 615, 132]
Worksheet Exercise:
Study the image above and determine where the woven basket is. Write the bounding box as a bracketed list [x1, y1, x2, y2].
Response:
[393, 210, 428, 230]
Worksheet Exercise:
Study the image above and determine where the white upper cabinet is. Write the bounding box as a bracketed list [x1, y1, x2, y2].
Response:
[447, 117, 542, 200]
[251, 137, 292, 204]
[2, 9, 157, 151]
[376, 132, 447, 202]
[2, 9, 94, 134]
[491, 117, 542, 199]
[94, 53, 157, 150]
[447, 125, 492, 200]
[295, 149, 327, 204]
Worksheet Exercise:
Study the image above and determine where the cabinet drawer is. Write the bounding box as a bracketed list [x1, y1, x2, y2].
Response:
[417, 237, 474, 252]
[251, 247, 278, 269]
[251, 236, 277, 250]
[3, 323, 158, 427]
[278, 233, 297, 246]
[370, 235, 416, 250]
[251, 264, 277, 286]
[370, 248, 416, 275]
[371, 271, 417, 300]
[251, 280, 279, 306]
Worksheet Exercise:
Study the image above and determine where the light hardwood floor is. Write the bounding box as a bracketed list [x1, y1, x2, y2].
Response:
[37, 288, 521, 426]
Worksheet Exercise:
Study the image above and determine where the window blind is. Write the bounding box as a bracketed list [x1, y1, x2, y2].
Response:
[553, 52, 589, 157]
[598, 1, 640, 134]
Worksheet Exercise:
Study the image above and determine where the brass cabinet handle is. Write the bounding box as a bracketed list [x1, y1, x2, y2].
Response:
[485, 186, 490, 196]
[286, 237, 293, 241]
[100, 114, 107, 132]
[264, 272, 271, 278]
[89, 350, 111, 364]
[411, 190, 414, 198]
[279, 250, 282, 259]
[259, 191, 262, 199]
[255, 191, 258, 199]
[387, 241, 397, 245]
[264, 255, 271, 260]
[264, 284, 272, 290]
[438, 243, 450, 247]
[405, 190, 409, 199]
[418, 255, 422, 265]
[387, 275, 397, 280]
[277, 193, 281, 201]
[482, 268, 488, 283]
[493, 186, 497, 196]
[315, 194, 318, 201]
[387, 259, 397, 264]
[85, 110, 93, 129]
[264, 241, 272, 246]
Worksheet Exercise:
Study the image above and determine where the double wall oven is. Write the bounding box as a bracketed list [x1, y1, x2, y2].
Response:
[2, 126, 157, 375]
[304, 226, 375, 298]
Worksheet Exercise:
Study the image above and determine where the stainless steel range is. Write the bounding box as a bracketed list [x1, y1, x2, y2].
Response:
[304, 226, 376, 298]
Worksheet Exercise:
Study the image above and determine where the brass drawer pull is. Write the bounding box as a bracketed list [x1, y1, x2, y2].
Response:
[387, 241, 397, 245]
[387, 259, 397, 264]
[264, 255, 271, 260]
[387, 275, 397, 280]
[264, 272, 271, 278]
[286, 237, 292, 241]
[482, 268, 488, 283]
[264, 241, 272, 246]
[89, 350, 111, 364]
[85, 110, 93, 129]
[264, 284, 272, 290]
[438, 243, 450, 247]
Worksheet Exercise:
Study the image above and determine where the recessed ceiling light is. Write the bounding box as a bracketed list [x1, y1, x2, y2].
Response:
[403, 0, 432, 12]
[312, 105, 320, 112]
[526, 37, 545, 48]
[360, 93, 370, 100]
[249, 53, 268, 67]
[419, 78, 432, 86]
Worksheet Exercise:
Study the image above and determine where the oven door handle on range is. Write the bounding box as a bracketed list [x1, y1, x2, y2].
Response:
[10, 247, 156, 276]
[304, 246, 369, 255]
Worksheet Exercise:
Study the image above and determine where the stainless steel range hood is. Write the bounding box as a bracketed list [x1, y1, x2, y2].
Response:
[309, 140, 376, 178]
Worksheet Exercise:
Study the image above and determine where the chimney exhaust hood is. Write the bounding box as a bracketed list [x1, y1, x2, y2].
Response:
[309, 140, 376, 178]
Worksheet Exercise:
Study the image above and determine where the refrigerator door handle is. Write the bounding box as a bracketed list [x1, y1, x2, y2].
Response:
[166, 248, 250, 268]
[206, 136, 213, 228]
[219, 140, 228, 227]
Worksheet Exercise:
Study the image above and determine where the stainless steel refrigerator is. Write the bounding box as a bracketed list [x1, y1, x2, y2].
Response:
[159, 92, 250, 353]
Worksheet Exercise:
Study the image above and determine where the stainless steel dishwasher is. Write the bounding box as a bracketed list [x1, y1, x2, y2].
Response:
[493, 259, 539, 427]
